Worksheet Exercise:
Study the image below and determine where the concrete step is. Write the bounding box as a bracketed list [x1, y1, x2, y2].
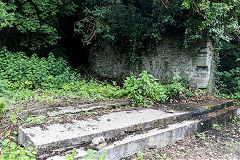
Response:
[18, 100, 233, 159]
[47, 105, 240, 160]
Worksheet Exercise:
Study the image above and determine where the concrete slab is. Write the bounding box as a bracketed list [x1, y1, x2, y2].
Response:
[19, 109, 187, 155]
[47, 105, 240, 160]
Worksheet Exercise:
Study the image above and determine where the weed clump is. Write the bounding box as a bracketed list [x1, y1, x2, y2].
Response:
[122, 71, 193, 107]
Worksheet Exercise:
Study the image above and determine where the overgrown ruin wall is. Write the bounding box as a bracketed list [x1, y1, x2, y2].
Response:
[88, 37, 214, 91]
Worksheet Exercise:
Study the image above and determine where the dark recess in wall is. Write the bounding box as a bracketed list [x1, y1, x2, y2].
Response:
[58, 14, 90, 68]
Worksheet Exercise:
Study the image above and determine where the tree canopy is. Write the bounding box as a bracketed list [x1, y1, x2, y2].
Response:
[0, 0, 77, 54]
[0, 0, 239, 56]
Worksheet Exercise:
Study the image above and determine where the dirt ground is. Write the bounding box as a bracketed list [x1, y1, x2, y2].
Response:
[128, 119, 240, 160]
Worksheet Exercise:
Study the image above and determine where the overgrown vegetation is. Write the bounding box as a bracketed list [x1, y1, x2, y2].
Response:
[0, 0, 77, 55]
[1, 0, 240, 96]
[76, 0, 240, 61]
[122, 71, 191, 107]
[0, 132, 36, 160]
[0, 48, 122, 102]
[1, 0, 240, 159]
[0, 48, 192, 104]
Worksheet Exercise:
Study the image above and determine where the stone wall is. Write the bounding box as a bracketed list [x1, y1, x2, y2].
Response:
[88, 37, 214, 91]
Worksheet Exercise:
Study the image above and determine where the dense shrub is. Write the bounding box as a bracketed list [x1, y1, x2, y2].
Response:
[166, 75, 189, 99]
[0, 48, 77, 89]
[122, 71, 193, 106]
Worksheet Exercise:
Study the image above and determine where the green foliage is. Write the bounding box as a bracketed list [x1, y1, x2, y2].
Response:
[212, 124, 222, 130]
[122, 71, 168, 107]
[0, 80, 9, 97]
[23, 115, 47, 125]
[122, 71, 191, 106]
[137, 152, 144, 160]
[196, 132, 206, 141]
[0, 1, 15, 29]
[65, 149, 107, 160]
[214, 37, 240, 99]
[75, 0, 165, 62]
[82, 149, 106, 160]
[0, 0, 77, 54]
[0, 48, 77, 90]
[182, 0, 240, 46]
[0, 102, 4, 120]
[0, 49, 192, 105]
[60, 80, 122, 101]
[0, 133, 36, 160]
[0, 98, 10, 121]
[65, 148, 77, 160]
[0, 49, 123, 102]
[166, 75, 189, 99]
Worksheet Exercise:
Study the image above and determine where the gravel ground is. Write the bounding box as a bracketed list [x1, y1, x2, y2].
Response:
[128, 117, 240, 160]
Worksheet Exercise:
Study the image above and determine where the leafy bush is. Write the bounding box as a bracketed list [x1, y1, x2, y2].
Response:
[0, 80, 9, 97]
[122, 71, 192, 106]
[0, 48, 77, 90]
[0, 133, 36, 160]
[166, 75, 188, 99]
[122, 71, 168, 106]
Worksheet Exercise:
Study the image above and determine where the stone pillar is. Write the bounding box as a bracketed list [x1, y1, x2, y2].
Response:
[192, 39, 214, 92]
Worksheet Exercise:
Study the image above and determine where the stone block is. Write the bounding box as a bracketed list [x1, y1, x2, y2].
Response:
[92, 136, 105, 146]
[194, 57, 209, 67]
[200, 48, 210, 53]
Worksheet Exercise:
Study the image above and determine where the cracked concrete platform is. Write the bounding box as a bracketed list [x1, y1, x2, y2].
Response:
[18, 109, 187, 155]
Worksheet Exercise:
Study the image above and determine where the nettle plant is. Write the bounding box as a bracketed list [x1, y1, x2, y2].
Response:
[123, 71, 168, 107]
[122, 71, 192, 107]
